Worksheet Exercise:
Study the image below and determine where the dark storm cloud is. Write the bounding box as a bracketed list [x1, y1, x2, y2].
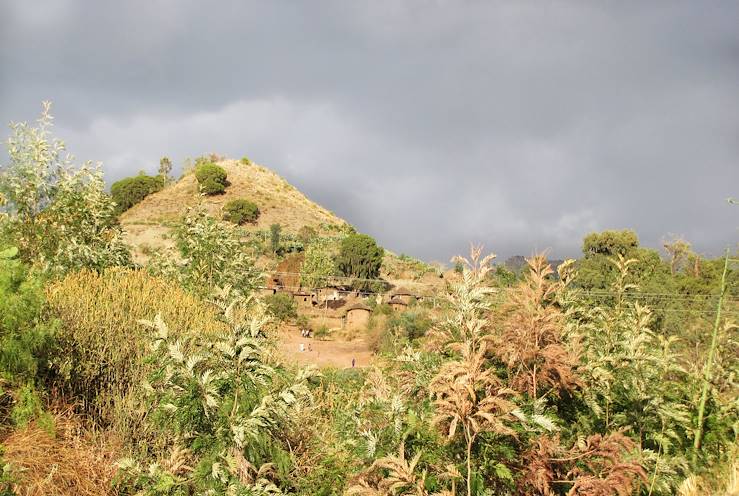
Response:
[1, 0, 737, 261]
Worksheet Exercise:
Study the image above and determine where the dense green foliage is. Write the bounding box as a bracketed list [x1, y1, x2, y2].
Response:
[150, 208, 261, 297]
[223, 198, 260, 225]
[0, 258, 48, 385]
[336, 233, 383, 288]
[0, 255, 56, 430]
[265, 292, 298, 322]
[194, 162, 227, 195]
[110, 174, 164, 213]
[300, 240, 335, 288]
[117, 310, 315, 495]
[583, 229, 640, 256]
[270, 223, 282, 255]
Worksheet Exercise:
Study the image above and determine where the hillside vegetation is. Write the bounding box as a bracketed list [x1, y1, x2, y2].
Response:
[0, 103, 737, 496]
[121, 158, 349, 262]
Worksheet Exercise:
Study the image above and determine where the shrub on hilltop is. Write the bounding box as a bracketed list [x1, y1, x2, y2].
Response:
[194, 162, 227, 195]
[110, 174, 164, 213]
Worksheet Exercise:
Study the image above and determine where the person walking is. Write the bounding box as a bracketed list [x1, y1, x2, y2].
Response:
[351, 357, 355, 368]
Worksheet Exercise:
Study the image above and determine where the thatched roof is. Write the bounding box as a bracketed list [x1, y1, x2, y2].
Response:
[392, 286, 413, 296]
[345, 302, 371, 314]
[389, 296, 408, 306]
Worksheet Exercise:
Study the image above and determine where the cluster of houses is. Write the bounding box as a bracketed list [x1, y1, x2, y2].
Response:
[261, 274, 419, 331]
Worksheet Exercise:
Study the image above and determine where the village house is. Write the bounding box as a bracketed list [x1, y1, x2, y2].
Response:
[390, 286, 415, 305]
[292, 290, 314, 309]
[388, 297, 408, 311]
[344, 302, 371, 330]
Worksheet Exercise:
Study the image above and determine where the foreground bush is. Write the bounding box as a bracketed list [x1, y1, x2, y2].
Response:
[149, 208, 261, 297]
[0, 255, 56, 429]
[194, 162, 227, 195]
[116, 309, 315, 494]
[0, 102, 131, 274]
[45, 268, 227, 425]
[223, 198, 260, 225]
[110, 174, 164, 213]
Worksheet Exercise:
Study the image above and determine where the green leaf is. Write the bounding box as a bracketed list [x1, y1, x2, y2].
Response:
[0, 247, 18, 259]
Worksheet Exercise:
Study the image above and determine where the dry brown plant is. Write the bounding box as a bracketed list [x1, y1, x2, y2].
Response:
[677, 451, 739, 496]
[519, 429, 647, 496]
[0, 409, 120, 496]
[430, 341, 518, 496]
[346, 444, 453, 496]
[496, 254, 580, 399]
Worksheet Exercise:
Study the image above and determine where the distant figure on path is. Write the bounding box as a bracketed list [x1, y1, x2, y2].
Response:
[352, 358, 356, 368]
[299, 343, 305, 352]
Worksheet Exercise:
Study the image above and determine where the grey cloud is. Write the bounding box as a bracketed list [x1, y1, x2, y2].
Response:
[1, 0, 737, 261]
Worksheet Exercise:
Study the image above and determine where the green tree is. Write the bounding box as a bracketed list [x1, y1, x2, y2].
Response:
[335, 233, 383, 288]
[582, 229, 639, 257]
[0, 102, 131, 272]
[158, 156, 173, 182]
[301, 240, 335, 288]
[270, 223, 282, 255]
[265, 292, 297, 322]
[194, 162, 227, 195]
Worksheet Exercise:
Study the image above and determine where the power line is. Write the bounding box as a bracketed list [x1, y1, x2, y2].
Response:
[265, 270, 738, 303]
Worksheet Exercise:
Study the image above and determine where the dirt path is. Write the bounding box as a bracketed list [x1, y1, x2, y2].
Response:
[275, 328, 374, 369]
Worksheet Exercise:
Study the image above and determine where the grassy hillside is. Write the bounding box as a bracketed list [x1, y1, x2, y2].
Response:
[120, 159, 350, 261]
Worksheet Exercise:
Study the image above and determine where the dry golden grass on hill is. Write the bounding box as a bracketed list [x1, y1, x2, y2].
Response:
[119, 159, 348, 261]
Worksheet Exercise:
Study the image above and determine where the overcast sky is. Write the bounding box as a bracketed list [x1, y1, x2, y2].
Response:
[1, 1, 737, 262]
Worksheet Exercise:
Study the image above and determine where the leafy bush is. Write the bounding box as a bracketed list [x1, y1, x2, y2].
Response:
[116, 311, 314, 494]
[300, 240, 335, 288]
[270, 223, 281, 255]
[387, 309, 433, 341]
[314, 325, 331, 340]
[0, 258, 55, 387]
[0, 256, 56, 428]
[265, 292, 297, 322]
[110, 174, 164, 213]
[151, 208, 261, 297]
[297, 225, 317, 244]
[222, 198, 260, 225]
[0, 102, 131, 274]
[296, 315, 310, 329]
[335, 233, 383, 289]
[194, 162, 227, 195]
